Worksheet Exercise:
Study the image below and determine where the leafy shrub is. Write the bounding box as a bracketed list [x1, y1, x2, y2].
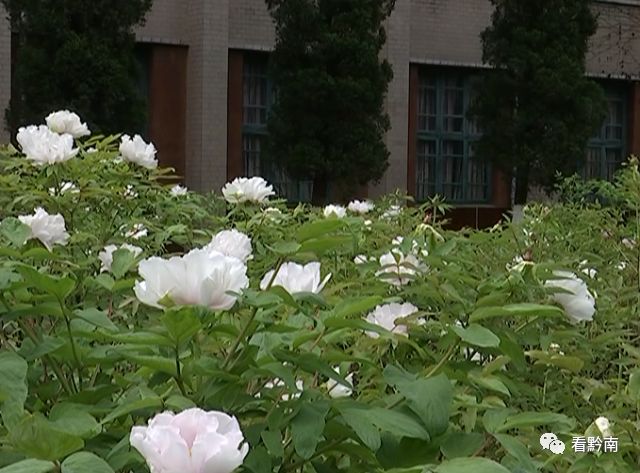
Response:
[0, 113, 639, 472]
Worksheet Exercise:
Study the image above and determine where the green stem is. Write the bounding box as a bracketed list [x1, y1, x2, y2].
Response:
[223, 258, 284, 369]
[17, 319, 74, 395]
[175, 346, 187, 396]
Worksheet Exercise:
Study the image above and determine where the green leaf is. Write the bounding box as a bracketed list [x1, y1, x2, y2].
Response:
[299, 235, 353, 255]
[435, 457, 510, 473]
[119, 354, 177, 376]
[164, 395, 196, 411]
[440, 432, 485, 459]
[384, 367, 453, 437]
[261, 430, 284, 458]
[9, 414, 84, 461]
[451, 324, 500, 348]
[339, 407, 382, 451]
[470, 303, 563, 323]
[74, 309, 118, 332]
[49, 404, 100, 439]
[296, 219, 345, 241]
[101, 397, 163, 425]
[100, 331, 173, 347]
[332, 296, 383, 319]
[291, 401, 330, 459]
[493, 434, 537, 473]
[364, 407, 430, 441]
[468, 372, 511, 397]
[61, 452, 115, 473]
[267, 241, 301, 255]
[0, 217, 30, 247]
[0, 352, 28, 429]
[162, 308, 202, 345]
[16, 266, 75, 301]
[629, 370, 640, 400]
[275, 351, 349, 389]
[495, 411, 574, 433]
[0, 268, 21, 290]
[0, 459, 56, 473]
[110, 249, 137, 279]
[18, 336, 65, 361]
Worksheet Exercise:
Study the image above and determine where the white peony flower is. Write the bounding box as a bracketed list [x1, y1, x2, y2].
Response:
[98, 244, 143, 273]
[119, 134, 158, 169]
[382, 205, 402, 219]
[263, 207, 284, 223]
[376, 250, 425, 286]
[622, 238, 636, 249]
[545, 271, 595, 323]
[392, 236, 429, 258]
[364, 219, 373, 228]
[48, 181, 79, 196]
[124, 185, 139, 198]
[16, 125, 79, 165]
[323, 204, 347, 218]
[45, 110, 90, 138]
[347, 200, 374, 214]
[125, 223, 148, 240]
[354, 254, 375, 265]
[326, 367, 353, 398]
[263, 379, 304, 401]
[170, 184, 188, 196]
[579, 260, 597, 279]
[548, 343, 565, 356]
[594, 416, 613, 438]
[203, 229, 253, 263]
[18, 207, 70, 251]
[222, 177, 275, 204]
[260, 261, 331, 294]
[134, 248, 249, 310]
[364, 302, 420, 338]
[130, 408, 249, 473]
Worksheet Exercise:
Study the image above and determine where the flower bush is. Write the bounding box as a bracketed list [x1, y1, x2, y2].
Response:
[0, 114, 640, 473]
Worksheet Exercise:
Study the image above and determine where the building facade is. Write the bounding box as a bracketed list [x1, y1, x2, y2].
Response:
[2, 0, 640, 226]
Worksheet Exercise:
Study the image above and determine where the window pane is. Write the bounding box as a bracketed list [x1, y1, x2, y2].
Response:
[605, 148, 622, 181]
[243, 59, 269, 126]
[416, 139, 436, 200]
[243, 134, 262, 176]
[418, 82, 436, 132]
[442, 140, 464, 201]
[467, 145, 488, 201]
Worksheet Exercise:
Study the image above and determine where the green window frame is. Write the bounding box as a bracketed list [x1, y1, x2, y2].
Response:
[242, 53, 312, 202]
[583, 82, 628, 181]
[416, 68, 490, 203]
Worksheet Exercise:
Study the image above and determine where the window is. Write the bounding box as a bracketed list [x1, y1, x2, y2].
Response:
[242, 54, 312, 202]
[584, 83, 627, 181]
[415, 68, 489, 203]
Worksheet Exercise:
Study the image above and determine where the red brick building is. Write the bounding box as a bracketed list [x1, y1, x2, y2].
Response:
[1, 0, 640, 227]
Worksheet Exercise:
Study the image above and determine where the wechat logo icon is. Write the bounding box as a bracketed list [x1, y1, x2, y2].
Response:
[540, 433, 566, 455]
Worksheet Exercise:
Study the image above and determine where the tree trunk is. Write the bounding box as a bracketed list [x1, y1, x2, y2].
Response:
[514, 163, 529, 205]
[311, 175, 328, 206]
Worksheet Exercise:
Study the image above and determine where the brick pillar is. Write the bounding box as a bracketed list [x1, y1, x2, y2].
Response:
[628, 82, 640, 157]
[148, 44, 188, 180]
[0, 6, 11, 143]
[369, 0, 411, 198]
[184, 0, 229, 192]
[227, 50, 244, 180]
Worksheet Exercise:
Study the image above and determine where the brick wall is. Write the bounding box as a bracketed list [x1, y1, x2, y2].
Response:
[0, 6, 10, 143]
[136, 0, 188, 45]
[228, 0, 275, 50]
